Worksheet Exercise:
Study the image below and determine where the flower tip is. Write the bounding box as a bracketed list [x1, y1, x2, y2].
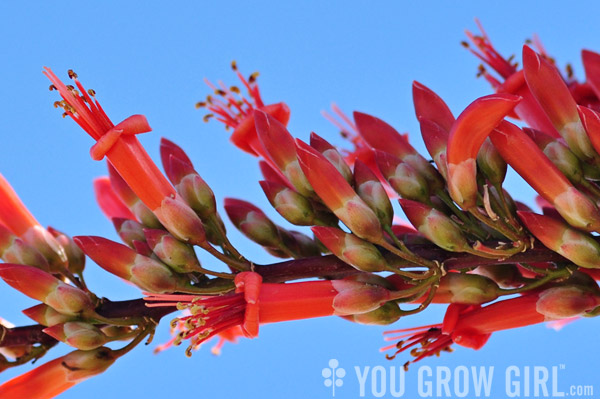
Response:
[522, 44, 542, 71]
[160, 138, 193, 171]
[412, 81, 455, 133]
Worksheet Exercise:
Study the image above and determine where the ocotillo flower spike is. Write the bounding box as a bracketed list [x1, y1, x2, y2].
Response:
[6, 21, 600, 399]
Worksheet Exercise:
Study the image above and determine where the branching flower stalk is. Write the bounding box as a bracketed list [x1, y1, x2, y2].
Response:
[1, 21, 600, 398]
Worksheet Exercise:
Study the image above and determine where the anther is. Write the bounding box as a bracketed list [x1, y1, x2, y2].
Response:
[566, 64, 574, 79]
[67, 69, 78, 79]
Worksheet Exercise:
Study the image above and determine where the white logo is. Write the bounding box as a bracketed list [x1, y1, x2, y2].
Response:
[322, 359, 346, 397]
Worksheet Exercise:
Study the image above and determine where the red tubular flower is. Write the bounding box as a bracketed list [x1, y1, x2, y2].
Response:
[45, 68, 171, 211]
[522, 46, 598, 162]
[45, 69, 205, 244]
[384, 285, 600, 365]
[446, 93, 520, 208]
[0, 347, 117, 399]
[200, 63, 290, 156]
[490, 121, 600, 231]
[296, 139, 383, 242]
[146, 272, 391, 355]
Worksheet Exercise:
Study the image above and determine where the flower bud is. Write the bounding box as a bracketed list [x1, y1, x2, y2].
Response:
[419, 118, 449, 179]
[518, 211, 600, 268]
[342, 301, 401, 325]
[22, 303, 76, 326]
[473, 264, 523, 288]
[536, 285, 600, 319]
[0, 225, 49, 270]
[112, 218, 146, 247]
[279, 230, 321, 258]
[224, 198, 281, 247]
[176, 172, 217, 218]
[312, 226, 388, 272]
[296, 139, 383, 242]
[354, 160, 393, 227]
[412, 81, 455, 133]
[477, 138, 506, 184]
[310, 132, 353, 183]
[74, 236, 196, 293]
[376, 150, 429, 203]
[144, 228, 201, 273]
[353, 111, 444, 190]
[0, 264, 94, 316]
[436, 273, 500, 304]
[100, 325, 134, 339]
[43, 322, 108, 350]
[525, 128, 583, 183]
[331, 279, 391, 315]
[154, 196, 206, 246]
[48, 227, 86, 275]
[523, 46, 599, 163]
[22, 225, 68, 272]
[399, 199, 469, 252]
[61, 347, 117, 382]
[260, 180, 315, 225]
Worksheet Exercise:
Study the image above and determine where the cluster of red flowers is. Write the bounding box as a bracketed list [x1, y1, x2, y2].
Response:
[1, 23, 600, 399]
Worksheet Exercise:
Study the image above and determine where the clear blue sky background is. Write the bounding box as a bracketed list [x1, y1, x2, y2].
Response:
[0, 1, 599, 398]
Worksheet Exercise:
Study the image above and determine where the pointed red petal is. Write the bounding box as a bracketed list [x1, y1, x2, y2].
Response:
[523, 46, 580, 132]
[582, 49, 600, 99]
[353, 111, 416, 159]
[447, 93, 521, 165]
[412, 81, 455, 133]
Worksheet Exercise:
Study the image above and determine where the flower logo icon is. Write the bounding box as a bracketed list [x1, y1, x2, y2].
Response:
[322, 359, 346, 397]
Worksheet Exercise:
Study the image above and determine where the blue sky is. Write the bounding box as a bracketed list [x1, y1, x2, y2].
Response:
[0, 1, 599, 398]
